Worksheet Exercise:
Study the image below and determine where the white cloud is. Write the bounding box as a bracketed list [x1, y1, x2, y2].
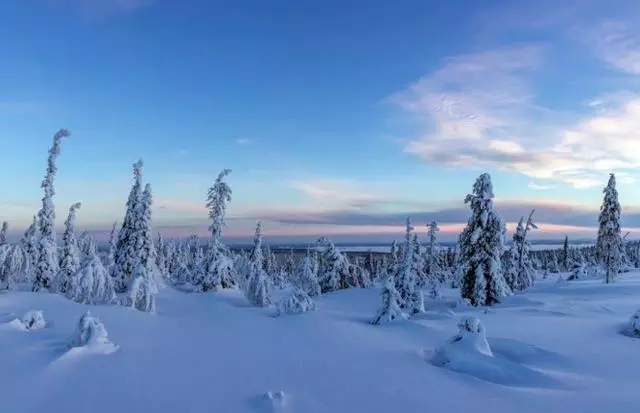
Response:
[235, 138, 253, 145]
[394, 43, 640, 189]
[528, 182, 555, 191]
[291, 179, 385, 208]
[580, 20, 640, 75]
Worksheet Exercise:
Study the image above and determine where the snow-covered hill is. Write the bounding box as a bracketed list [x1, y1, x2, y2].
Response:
[1, 274, 640, 413]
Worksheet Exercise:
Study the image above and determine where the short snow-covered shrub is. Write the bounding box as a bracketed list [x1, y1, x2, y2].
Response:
[431, 316, 492, 366]
[276, 288, 316, 316]
[371, 277, 407, 325]
[21, 310, 46, 330]
[69, 311, 111, 348]
[623, 309, 640, 338]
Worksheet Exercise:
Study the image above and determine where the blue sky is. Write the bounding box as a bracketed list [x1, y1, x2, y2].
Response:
[2, 0, 640, 242]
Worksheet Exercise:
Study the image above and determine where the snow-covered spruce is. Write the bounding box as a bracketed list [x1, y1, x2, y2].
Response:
[198, 169, 235, 291]
[317, 237, 350, 293]
[21, 310, 46, 331]
[245, 222, 272, 307]
[0, 221, 7, 245]
[33, 129, 70, 292]
[596, 174, 622, 284]
[0, 242, 30, 290]
[394, 218, 424, 315]
[69, 311, 116, 350]
[125, 264, 156, 312]
[53, 202, 82, 295]
[431, 316, 492, 366]
[139, 183, 163, 292]
[276, 287, 316, 316]
[21, 216, 38, 283]
[295, 254, 321, 297]
[371, 276, 408, 325]
[505, 211, 537, 293]
[105, 221, 118, 270]
[459, 173, 507, 307]
[71, 237, 116, 305]
[112, 160, 145, 293]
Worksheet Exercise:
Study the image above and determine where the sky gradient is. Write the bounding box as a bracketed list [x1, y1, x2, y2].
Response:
[2, 0, 640, 243]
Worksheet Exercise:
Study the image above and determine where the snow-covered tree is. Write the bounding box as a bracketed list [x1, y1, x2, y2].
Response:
[394, 218, 424, 314]
[21, 216, 38, 283]
[0, 222, 8, 246]
[53, 202, 82, 295]
[106, 222, 117, 269]
[71, 237, 116, 305]
[561, 235, 570, 272]
[317, 237, 350, 293]
[295, 254, 321, 296]
[125, 263, 156, 313]
[199, 169, 235, 291]
[596, 173, 622, 284]
[425, 221, 443, 282]
[507, 211, 537, 292]
[276, 287, 316, 316]
[33, 129, 69, 292]
[69, 311, 115, 350]
[155, 233, 168, 279]
[112, 160, 144, 293]
[0, 243, 28, 289]
[246, 222, 271, 307]
[459, 173, 507, 306]
[139, 184, 162, 291]
[371, 276, 408, 325]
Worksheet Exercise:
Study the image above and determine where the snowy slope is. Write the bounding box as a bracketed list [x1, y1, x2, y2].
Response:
[1, 274, 640, 413]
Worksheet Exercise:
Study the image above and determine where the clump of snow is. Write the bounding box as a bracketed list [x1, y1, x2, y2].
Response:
[276, 288, 316, 316]
[69, 311, 116, 353]
[432, 316, 492, 365]
[622, 309, 640, 338]
[21, 310, 46, 331]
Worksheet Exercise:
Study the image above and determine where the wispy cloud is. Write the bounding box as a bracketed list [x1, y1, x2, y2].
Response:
[528, 182, 555, 191]
[578, 20, 640, 75]
[235, 138, 254, 145]
[393, 37, 640, 188]
[56, 0, 153, 20]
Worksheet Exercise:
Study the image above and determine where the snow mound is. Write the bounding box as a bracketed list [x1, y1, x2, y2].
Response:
[621, 309, 640, 338]
[68, 311, 118, 354]
[276, 288, 316, 316]
[430, 317, 564, 388]
[21, 310, 46, 330]
[259, 391, 291, 413]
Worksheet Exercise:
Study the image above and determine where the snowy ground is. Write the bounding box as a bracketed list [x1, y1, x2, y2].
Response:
[1, 274, 639, 413]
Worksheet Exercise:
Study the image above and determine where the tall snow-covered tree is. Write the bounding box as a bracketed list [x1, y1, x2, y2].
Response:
[459, 173, 507, 306]
[199, 169, 235, 291]
[53, 202, 82, 295]
[33, 129, 70, 292]
[561, 235, 570, 272]
[394, 218, 424, 314]
[596, 173, 622, 284]
[317, 237, 350, 293]
[138, 184, 162, 290]
[245, 222, 271, 307]
[505, 211, 537, 292]
[425, 221, 442, 279]
[0, 242, 29, 290]
[113, 160, 144, 293]
[106, 222, 118, 269]
[0, 222, 8, 246]
[155, 233, 168, 279]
